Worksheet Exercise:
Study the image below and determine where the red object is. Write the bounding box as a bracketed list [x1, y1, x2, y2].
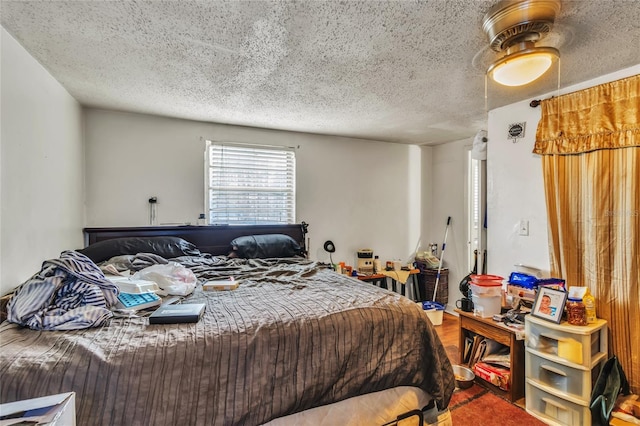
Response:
[470, 274, 503, 286]
[473, 362, 511, 391]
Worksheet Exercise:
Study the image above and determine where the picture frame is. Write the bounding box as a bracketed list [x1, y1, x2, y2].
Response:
[532, 286, 567, 323]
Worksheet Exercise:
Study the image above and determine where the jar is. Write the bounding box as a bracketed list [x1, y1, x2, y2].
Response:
[566, 298, 587, 326]
[373, 256, 382, 273]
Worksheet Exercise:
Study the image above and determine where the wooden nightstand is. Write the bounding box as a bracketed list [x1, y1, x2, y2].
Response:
[456, 309, 525, 403]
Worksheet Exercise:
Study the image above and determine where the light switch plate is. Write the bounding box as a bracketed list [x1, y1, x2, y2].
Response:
[519, 220, 529, 236]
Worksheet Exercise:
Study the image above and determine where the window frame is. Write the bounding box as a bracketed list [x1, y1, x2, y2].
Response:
[204, 141, 296, 225]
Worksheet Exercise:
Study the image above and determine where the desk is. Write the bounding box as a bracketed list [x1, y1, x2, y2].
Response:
[358, 269, 421, 300]
[456, 309, 525, 403]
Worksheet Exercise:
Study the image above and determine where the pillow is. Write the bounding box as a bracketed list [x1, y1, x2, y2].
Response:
[78, 236, 201, 263]
[230, 234, 302, 259]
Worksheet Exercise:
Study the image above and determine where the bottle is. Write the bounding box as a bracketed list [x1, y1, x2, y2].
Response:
[583, 288, 597, 323]
[566, 298, 587, 326]
[197, 213, 207, 226]
[373, 256, 381, 273]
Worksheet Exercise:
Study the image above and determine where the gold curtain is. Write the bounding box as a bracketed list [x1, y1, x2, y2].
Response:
[534, 74, 640, 394]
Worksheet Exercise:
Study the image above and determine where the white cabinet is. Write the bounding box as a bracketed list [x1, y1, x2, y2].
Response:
[525, 315, 607, 426]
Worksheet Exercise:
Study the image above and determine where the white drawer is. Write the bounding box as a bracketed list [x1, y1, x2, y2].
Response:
[526, 351, 603, 402]
[526, 382, 590, 426]
[525, 318, 604, 367]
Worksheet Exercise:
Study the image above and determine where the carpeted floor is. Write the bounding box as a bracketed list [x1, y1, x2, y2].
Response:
[449, 384, 546, 426]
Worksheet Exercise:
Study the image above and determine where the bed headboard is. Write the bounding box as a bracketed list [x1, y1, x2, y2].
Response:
[83, 222, 309, 256]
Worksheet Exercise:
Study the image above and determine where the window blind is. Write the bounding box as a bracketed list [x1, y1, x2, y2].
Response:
[206, 142, 296, 225]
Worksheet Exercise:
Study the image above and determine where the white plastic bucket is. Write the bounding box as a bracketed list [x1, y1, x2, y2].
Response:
[420, 301, 444, 326]
[470, 283, 502, 297]
[471, 294, 501, 318]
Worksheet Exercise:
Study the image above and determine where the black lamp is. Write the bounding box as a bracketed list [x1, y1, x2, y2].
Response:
[323, 240, 335, 265]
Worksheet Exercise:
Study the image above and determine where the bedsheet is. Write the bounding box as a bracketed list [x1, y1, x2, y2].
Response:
[0, 256, 454, 425]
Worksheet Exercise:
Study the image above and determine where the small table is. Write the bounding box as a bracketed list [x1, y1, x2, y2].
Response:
[358, 269, 421, 300]
[455, 309, 525, 403]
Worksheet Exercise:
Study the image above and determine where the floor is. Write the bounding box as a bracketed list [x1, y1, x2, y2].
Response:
[434, 312, 460, 364]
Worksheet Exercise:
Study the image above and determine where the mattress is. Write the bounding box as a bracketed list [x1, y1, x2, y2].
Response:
[0, 255, 454, 425]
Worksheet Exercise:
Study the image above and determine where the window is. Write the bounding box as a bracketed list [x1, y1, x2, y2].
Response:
[205, 142, 296, 225]
[467, 150, 486, 270]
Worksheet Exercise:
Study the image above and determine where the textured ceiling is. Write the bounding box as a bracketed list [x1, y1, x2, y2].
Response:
[1, 1, 639, 145]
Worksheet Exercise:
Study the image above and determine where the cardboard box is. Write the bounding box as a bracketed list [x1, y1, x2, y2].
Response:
[507, 284, 536, 302]
[610, 416, 638, 425]
[473, 362, 511, 391]
[203, 279, 239, 291]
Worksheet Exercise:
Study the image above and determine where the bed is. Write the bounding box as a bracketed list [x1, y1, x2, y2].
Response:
[0, 224, 455, 425]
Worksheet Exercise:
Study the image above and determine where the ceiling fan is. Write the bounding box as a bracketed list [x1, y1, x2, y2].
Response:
[478, 0, 565, 87]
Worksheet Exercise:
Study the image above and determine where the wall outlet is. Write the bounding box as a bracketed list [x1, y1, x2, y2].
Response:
[519, 220, 529, 236]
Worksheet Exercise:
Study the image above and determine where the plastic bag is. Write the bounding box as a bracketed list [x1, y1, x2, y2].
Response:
[132, 262, 197, 296]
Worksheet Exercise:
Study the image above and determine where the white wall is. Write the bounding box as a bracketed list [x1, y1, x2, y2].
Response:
[84, 109, 422, 268]
[422, 138, 474, 312]
[487, 65, 640, 280]
[0, 28, 84, 296]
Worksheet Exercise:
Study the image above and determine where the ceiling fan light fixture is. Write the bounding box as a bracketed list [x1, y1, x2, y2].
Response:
[482, 0, 561, 87]
[488, 43, 559, 86]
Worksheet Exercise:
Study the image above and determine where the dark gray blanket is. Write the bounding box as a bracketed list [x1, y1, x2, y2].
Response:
[0, 256, 454, 425]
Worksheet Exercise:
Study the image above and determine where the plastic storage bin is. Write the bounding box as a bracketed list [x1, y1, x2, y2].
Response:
[470, 283, 502, 297]
[526, 351, 604, 401]
[421, 301, 444, 326]
[524, 315, 608, 426]
[470, 274, 503, 286]
[526, 382, 590, 426]
[525, 317, 606, 367]
[471, 294, 501, 318]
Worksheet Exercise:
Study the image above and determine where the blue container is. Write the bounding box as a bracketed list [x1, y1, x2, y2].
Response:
[421, 301, 444, 325]
[421, 301, 444, 311]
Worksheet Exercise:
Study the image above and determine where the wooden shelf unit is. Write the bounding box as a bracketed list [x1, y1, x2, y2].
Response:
[456, 309, 525, 403]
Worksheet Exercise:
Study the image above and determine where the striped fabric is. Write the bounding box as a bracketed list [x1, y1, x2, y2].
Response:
[6, 250, 119, 330]
[1, 257, 454, 425]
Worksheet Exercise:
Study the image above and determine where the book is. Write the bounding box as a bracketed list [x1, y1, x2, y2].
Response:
[203, 278, 239, 291]
[467, 335, 485, 368]
[463, 336, 474, 364]
[149, 303, 206, 324]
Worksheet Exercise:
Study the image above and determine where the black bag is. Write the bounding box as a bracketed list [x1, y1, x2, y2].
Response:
[590, 355, 630, 426]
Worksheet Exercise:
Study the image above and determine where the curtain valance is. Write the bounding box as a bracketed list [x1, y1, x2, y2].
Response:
[533, 74, 640, 155]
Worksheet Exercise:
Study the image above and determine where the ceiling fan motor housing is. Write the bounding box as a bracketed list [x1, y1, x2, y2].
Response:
[483, 0, 561, 52]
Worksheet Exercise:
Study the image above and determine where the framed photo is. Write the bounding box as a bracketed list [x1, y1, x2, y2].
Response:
[532, 287, 567, 323]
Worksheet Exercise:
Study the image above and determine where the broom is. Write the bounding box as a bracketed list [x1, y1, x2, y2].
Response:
[432, 216, 451, 302]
